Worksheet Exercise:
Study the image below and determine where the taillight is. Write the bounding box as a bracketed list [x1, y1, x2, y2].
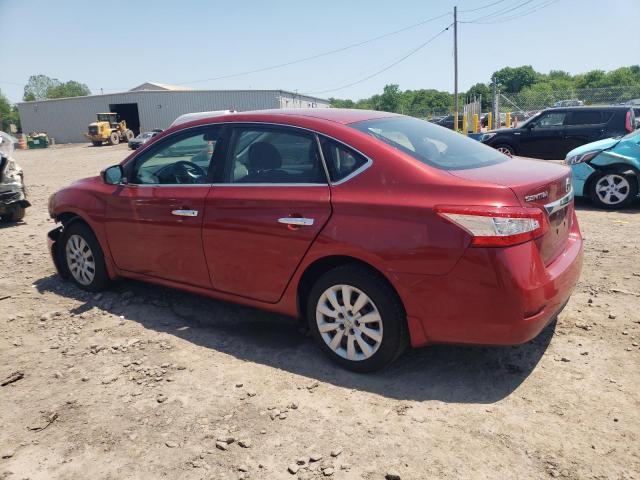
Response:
[625, 111, 633, 133]
[436, 205, 548, 247]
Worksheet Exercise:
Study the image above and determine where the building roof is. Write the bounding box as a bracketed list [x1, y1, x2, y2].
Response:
[129, 82, 193, 91]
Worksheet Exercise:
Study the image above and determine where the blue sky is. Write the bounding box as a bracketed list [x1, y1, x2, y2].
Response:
[1, 0, 638, 103]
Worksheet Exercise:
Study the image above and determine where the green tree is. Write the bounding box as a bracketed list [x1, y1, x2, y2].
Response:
[23, 74, 91, 101]
[492, 65, 538, 93]
[0, 90, 20, 132]
[376, 84, 402, 112]
[466, 83, 490, 109]
[47, 80, 91, 99]
[23, 74, 61, 101]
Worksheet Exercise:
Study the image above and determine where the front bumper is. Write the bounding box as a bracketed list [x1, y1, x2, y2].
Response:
[395, 212, 584, 347]
[0, 187, 30, 215]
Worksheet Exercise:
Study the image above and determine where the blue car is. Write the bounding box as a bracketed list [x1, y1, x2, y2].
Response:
[565, 128, 640, 209]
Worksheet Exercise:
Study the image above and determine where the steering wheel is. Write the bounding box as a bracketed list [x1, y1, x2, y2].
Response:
[159, 160, 207, 184]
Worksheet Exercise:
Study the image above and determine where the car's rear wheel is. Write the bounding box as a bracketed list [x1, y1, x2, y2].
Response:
[61, 222, 110, 291]
[589, 170, 638, 209]
[494, 143, 515, 156]
[307, 265, 406, 372]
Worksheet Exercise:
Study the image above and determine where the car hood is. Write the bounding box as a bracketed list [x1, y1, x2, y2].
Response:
[565, 136, 621, 158]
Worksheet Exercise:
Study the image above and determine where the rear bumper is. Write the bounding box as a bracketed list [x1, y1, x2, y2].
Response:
[395, 213, 583, 347]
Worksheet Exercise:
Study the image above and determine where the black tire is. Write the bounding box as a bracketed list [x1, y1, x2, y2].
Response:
[92, 141, 102, 147]
[124, 130, 134, 141]
[60, 222, 110, 292]
[108, 132, 120, 145]
[494, 143, 515, 156]
[306, 264, 407, 372]
[589, 170, 638, 210]
[0, 204, 25, 223]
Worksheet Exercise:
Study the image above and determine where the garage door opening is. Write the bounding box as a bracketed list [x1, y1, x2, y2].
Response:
[109, 103, 140, 135]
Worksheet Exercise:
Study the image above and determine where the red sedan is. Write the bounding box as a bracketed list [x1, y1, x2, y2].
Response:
[47, 109, 583, 371]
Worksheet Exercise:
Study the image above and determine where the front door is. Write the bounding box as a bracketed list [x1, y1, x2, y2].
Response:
[202, 125, 332, 303]
[518, 111, 568, 159]
[105, 125, 225, 287]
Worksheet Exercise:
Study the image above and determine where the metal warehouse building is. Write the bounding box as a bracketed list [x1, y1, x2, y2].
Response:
[17, 82, 330, 144]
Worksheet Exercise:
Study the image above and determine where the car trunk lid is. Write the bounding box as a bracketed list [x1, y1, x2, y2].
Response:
[448, 157, 574, 265]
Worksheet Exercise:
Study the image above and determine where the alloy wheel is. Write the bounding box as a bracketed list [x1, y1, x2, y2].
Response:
[496, 146, 513, 156]
[65, 234, 96, 286]
[595, 174, 630, 205]
[315, 284, 383, 362]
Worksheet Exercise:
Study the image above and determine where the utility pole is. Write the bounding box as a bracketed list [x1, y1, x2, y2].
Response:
[453, 6, 458, 131]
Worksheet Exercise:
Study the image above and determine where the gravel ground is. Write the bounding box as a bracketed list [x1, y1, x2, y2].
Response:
[1, 144, 639, 480]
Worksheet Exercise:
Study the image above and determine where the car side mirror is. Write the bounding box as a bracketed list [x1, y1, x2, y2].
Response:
[102, 165, 126, 185]
[526, 122, 535, 130]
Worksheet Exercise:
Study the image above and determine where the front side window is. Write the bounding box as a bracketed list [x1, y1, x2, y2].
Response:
[535, 112, 567, 127]
[226, 127, 326, 184]
[351, 116, 506, 170]
[131, 127, 222, 185]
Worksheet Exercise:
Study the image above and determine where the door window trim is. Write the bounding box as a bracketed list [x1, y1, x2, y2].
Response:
[126, 121, 374, 187]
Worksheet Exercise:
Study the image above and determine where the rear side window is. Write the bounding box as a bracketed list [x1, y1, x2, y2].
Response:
[319, 137, 368, 182]
[350, 116, 506, 170]
[566, 111, 604, 125]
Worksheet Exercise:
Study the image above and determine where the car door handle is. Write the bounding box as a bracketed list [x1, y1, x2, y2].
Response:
[278, 217, 314, 226]
[171, 209, 199, 217]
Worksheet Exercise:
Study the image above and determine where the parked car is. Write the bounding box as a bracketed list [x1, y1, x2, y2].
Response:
[170, 110, 236, 127]
[565, 127, 640, 209]
[481, 106, 636, 159]
[480, 112, 506, 128]
[47, 109, 583, 371]
[128, 130, 162, 150]
[554, 99, 584, 107]
[0, 132, 30, 223]
[431, 114, 474, 132]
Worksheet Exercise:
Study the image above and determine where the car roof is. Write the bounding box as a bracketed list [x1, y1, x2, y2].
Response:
[204, 108, 400, 125]
[545, 105, 630, 112]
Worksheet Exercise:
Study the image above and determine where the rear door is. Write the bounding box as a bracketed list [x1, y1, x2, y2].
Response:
[563, 110, 608, 154]
[202, 124, 331, 303]
[105, 125, 225, 287]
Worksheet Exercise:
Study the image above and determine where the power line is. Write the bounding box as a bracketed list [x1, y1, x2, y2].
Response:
[176, 12, 452, 86]
[467, 0, 560, 23]
[459, 0, 508, 13]
[303, 23, 453, 95]
[460, 0, 536, 23]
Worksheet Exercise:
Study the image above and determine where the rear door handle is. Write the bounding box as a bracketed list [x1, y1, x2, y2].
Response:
[278, 217, 314, 226]
[171, 209, 199, 217]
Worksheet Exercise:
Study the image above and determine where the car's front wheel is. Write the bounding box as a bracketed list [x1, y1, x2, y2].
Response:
[307, 265, 407, 372]
[589, 170, 638, 209]
[61, 222, 110, 291]
[494, 143, 515, 156]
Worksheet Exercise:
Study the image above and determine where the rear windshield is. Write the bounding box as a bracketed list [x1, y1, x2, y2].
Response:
[350, 116, 506, 170]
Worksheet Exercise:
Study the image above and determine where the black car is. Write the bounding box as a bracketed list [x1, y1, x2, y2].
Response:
[128, 130, 162, 150]
[481, 106, 636, 159]
[432, 114, 475, 132]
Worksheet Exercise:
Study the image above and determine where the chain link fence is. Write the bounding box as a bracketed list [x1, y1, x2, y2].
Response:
[500, 85, 640, 115]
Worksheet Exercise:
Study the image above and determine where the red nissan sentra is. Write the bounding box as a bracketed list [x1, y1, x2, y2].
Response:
[47, 109, 583, 372]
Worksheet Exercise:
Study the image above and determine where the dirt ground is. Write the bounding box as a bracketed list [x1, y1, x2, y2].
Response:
[1, 143, 639, 480]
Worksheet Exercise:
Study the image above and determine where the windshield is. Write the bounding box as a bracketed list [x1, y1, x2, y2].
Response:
[138, 132, 154, 139]
[350, 116, 507, 170]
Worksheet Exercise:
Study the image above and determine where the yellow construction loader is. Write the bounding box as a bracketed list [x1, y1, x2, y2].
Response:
[86, 113, 134, 146]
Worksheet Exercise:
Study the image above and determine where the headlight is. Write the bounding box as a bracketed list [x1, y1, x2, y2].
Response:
[565, 150, 602, 165]
[481, 133, 496, 142]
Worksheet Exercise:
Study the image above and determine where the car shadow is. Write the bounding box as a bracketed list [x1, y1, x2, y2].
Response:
[34, 274, 556, 404]
[574, 196, 640, 213]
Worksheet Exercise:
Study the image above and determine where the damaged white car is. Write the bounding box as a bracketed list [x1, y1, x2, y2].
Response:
[0, 132, 30, 222]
